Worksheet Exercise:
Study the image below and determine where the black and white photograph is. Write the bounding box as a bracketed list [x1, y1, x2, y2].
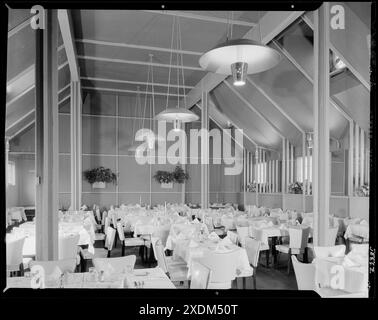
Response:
[1, 1, 375, 307]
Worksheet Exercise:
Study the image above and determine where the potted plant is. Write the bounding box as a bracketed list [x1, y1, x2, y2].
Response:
[246, 182, 256, 192]
[288, 181, 303, 194]
[83, 167, 117, 189]
[172, 166, 189, 184]
[355, 184, 369, 197]
[153, 170, 174, 188]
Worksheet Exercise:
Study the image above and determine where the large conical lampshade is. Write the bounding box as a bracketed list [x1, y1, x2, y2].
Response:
[155, 107, 199, 122]
[199, 39, 281, 78]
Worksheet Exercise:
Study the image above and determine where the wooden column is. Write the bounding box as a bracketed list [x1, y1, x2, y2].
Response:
[355, 123, 360, 190]
[360, 128, 364, 186]
[275, 159, 279, 193]
[302, 133, 306, 211]
[313, 3, 331, 246]
[286, 140, 290, 192]
[70, 81, 82, 210]
[282, 138, 286, 193]
[243, 149, 246, 207]
[35, 10, 59, 260]
[255, 149, 259, 206]
[5, 138, 9, 190]
[200, 88, 209, 209]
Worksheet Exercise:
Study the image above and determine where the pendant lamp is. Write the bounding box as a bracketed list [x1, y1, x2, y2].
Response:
[199, 12, 281, 86]
[155, 16, 199, 126]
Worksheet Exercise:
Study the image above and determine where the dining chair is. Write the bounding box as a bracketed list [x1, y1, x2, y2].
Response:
[236, 226, 250, 248]
[30, 259, 77, 275]
[116, 222, 146, 260]
[307, 227, 339, 259]
[95, 208, 102, 224]
[6, 236, 28, 277]
[275, 226, 311, 274]
[291, 255, 317, 291]
[105, 226, 116, 257]
[245, 237, 261, 289]
[101, 211, 108, 232]
[227, 230, 239, 245]
[154, 239, 188, 286]
[313, 245, 346, 259]
[252, 228, 270, 267]
[196, 250, 239, 289]
[93, 255, 136, 274]
[58, 234, 81, 270]
[190, 260, 211, 289]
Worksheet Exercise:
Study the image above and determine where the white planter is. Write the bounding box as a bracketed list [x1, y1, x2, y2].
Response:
[161, 182, 173, 189]
[92, 182, 106, 189]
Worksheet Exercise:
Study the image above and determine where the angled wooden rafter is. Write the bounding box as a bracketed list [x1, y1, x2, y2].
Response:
[58, 10, 80, 81]
[76, 38, 203, 56]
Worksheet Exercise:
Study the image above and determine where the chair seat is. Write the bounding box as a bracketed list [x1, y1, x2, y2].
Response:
[168, 265, 188, 282]
[260, 243, 270, 251]
[95, 233, 106, 241]
[275, 244, 302, 255]
[166, 256, 186, 267]
[307, 242, 314, 249]
[95, 225, 102, 231]
[80, 248, 94, 260]
[124, 238, 145, 246]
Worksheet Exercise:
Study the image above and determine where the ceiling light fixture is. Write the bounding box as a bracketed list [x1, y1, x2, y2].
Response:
[155, 16, 199, 125]
[199, 11, 281, 86]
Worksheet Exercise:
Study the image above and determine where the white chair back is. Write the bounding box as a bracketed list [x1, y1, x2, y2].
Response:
[105, 227, 116, 251]
[197, 250, 239, 288]
[226, 231, 238, 245]
[117, 222, 125, 241]
[104, 216, 111, 231]
[101, 211, 108, 225]
[93, 255, 136, 273]
[154, 240, 169, 273]
[204, 216, 214, 232]
[30, 259, 76, 274]
[152, 225, 170, 247]
[236, 226, 249, 248]
[58, 234, 80, 260]
[313, 245, 346, 258]
[327, 227, 339, 246]
[6, 237, 25, 269]
[289, 227, 310, 250]
[190, 261, 211, 289]
[95, 209, 101, 223]
[349, 243, 368, 256]
[245, 237, 261, 268]
[291, 255, 317, 290]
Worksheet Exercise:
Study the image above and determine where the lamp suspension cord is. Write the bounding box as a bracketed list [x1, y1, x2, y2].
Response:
[166, 16, 175, 110]
[151, 55, 156, 134]
[176, 17, 180, 109]
[141, 56, 152, 131]
[131, 87, 140, 145]
[178, 17, 187, 109]
[258, 11, 262, 43]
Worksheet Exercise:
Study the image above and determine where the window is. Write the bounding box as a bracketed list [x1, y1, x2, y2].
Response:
[8, 161, 16, 186]
[256, 162, 267, 183]
[296, 156, 312, 183]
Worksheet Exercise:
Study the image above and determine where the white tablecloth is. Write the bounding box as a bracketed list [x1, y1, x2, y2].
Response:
[173, 239, 251, 278]
[344, 224, 369, 240]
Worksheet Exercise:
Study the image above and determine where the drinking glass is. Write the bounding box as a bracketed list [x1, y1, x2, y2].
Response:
[88, 267, 98, 282]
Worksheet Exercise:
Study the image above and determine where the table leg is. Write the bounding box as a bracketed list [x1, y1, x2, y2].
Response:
[272, 237, 277, 266]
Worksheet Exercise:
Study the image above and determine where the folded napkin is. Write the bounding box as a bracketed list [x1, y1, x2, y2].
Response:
[359, 219, 368, 225]
[214, 243, 233, 253]
[219, 236, 233, 247]
[208, 232, 220, 241]
[192, 218, 200, 224]
[177, 232, 187, 240]
[267, 221, 274, 227]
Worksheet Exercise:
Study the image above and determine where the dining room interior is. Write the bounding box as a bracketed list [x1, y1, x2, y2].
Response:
[4, 3, 372, 297]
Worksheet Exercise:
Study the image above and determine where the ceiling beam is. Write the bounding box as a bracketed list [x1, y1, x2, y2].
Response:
[78, 55, 204, 71]
[223, 80, 285, 139]
[81, 76, 195, 89]
[185, 11, 305, 109]
[271, 36, 353, 123]
[6, 85, 34, 107]
[5, 109, 34, 132]
[246, 77, 305, 134]
[8, 120, 35, 140]
[76, 39, 203, 56]
[58, 10, 80, 81]
[82, 86, 182, 97]
[142, 10, 256, 27]
[300, 15, 370, 91]
[8, 14, 37, 38]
